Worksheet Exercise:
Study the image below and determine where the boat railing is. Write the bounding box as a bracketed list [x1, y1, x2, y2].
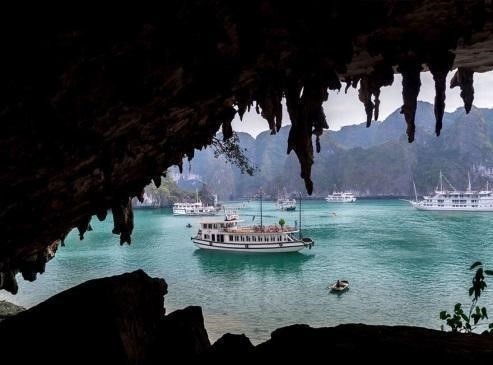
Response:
[223, 225, 297, 233]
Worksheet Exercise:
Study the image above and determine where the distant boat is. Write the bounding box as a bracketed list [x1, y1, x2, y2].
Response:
[408, 171, 493, 211]
[173, 189, 217, 216]
[328, 280, 349, 292]
[276, 187, 296, 211]
[325, 191, 356, 203]
[191, 190, 314, 253]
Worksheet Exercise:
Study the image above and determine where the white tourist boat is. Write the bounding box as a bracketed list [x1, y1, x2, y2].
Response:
[325, 191, 357, 203]
[191, 192, 314, 253]
[409, 172, 493, 211]
[276, 188, 296, 211]
[173, 190, 217, 216]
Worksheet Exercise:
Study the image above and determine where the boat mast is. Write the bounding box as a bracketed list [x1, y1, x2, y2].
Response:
[260, 187, 263, 231]
[467, 172, 472, 192]
[440, 170, 443, 191]
[413, 180, 418, 202]
[299, 192, 302, 239]
[196, 188, 199, 203]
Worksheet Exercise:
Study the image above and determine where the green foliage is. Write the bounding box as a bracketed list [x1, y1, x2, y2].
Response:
[440, 262, 493, 333]
[211, 133, 256, 176]
[278, 218, 285, 227]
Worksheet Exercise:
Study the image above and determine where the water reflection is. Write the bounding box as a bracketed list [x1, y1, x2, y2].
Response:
[193, 250, 315, 276]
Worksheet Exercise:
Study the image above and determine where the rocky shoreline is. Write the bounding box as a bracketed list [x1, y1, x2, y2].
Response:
[0, 300, 25, 319]
[1, 271, 492, 363]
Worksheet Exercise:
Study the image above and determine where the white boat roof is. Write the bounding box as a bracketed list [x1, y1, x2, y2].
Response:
[199, 218, 243, 223]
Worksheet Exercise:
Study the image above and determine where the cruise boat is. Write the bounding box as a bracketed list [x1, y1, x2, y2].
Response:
[276, 188, 296, 211]
[191, 192, 314, 253]
[173, 190, 217, 216]
[409, 172, 493, 211]
[325, 191, 356, 203]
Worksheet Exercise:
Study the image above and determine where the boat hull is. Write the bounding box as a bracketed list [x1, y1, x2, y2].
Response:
[412, 204, 493, 212]
[173, 212, 217, 216]
[192, 238, 312, 253]
[325, 199, 356, 203]
[409, 201, 493, 212]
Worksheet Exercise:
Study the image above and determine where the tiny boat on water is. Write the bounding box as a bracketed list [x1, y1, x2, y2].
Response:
[186, 223, 192, 228]
[329, 280, 349, 292]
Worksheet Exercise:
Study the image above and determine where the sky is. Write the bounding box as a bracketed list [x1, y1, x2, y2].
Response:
[231, 70, 493, 137]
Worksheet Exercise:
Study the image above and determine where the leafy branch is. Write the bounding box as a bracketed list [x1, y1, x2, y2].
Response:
[440, 261, 493, 333]
[211, 133, 256, 176]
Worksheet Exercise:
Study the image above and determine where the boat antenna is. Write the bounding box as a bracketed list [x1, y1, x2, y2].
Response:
[440, 170, 443, 191]
[260, 187, 263, 231]
[413, 180, 418, 202]
[487, 180, 489, 192]
[196, 188, 199, 203]
[299, 192, 302, 239]
[467, 172, 472, 192]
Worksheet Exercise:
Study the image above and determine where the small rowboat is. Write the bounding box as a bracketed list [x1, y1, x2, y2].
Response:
[329, 280, 349, 292]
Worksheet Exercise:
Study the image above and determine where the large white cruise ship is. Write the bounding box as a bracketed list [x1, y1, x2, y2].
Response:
[410, 172, 493, 211]
[325, 191, 357, 203]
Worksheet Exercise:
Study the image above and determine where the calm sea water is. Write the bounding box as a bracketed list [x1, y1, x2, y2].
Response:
[2, 200, 493, 343]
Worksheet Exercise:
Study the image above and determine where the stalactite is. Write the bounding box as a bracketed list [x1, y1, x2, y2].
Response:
[152, 175, 161, 188]
[137, 188, 145, 203]
[111, 197, 134, 245]
[96, 209, 108, 221]
[357, 64, 393, 127]
[430, 68, 447, 136]
[373, 88, 381, 121]
[76, 215, 92, 240]
[344, 78, 351, 93]
[398, 62, 422, 143]
[428, 51, 454, 136]
[358, 77, 373, 127]
[450, 67, 474, 113]
[286, 82, 314, 194]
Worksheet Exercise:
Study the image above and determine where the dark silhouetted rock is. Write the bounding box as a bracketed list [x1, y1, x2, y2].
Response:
[0, 270, 167, 365]
[147, 306, 211, 363]
[0, 300, 25, 319]
[208, 333, 254, 361]
[252, 323, 493, 361]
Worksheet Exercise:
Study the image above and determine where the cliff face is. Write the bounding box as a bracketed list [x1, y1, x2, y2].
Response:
[176, 103, 493, 198]
[3, 1, 493, 292]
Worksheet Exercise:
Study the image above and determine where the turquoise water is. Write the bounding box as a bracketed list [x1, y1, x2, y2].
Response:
[2, 200, 493, 343]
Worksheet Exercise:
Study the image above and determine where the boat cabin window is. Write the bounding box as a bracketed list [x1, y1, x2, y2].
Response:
[229, 235, 233, 241]
[246, 236, 251, 242]
[235, 236, 239, 241]
[252, 236, 257, 242]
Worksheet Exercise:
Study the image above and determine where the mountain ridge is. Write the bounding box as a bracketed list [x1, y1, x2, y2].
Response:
[174, 102, 493, 199]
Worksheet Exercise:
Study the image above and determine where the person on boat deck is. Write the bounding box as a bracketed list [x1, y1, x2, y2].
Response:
[336, 280, 341, 287]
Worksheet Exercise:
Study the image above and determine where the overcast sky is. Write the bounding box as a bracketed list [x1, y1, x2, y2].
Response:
[231, 70, 493, 137]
